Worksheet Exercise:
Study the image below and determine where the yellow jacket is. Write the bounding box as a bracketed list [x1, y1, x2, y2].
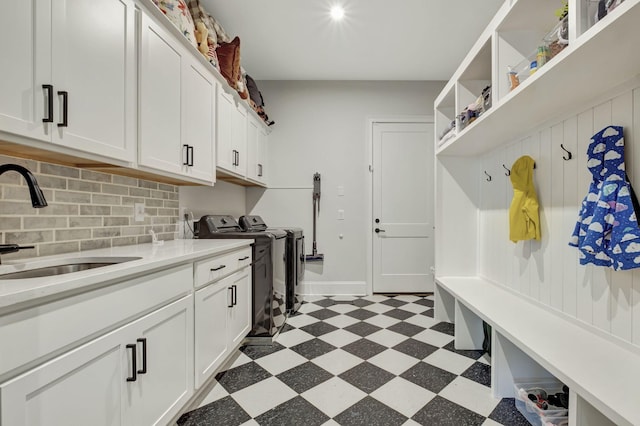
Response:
[509, 155, 540, 242]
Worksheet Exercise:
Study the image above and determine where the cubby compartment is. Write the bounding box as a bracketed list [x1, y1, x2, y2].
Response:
[455, 37, 492, 134]
[513, 379, 569, 425]
[580, 0, 627, 34]
[495, 0, 567, 101]
[435, 83, 456, 147]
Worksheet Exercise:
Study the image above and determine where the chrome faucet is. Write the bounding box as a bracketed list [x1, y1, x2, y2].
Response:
[0, 164, 47, 263]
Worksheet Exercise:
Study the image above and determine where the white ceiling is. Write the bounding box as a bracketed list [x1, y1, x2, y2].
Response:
[201, 0, 505, 81]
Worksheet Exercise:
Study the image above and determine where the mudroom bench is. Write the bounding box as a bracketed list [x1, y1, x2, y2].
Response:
[435, 277, 640, 426]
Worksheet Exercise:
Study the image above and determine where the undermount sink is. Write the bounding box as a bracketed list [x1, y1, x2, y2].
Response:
[0, 257, 142, 280]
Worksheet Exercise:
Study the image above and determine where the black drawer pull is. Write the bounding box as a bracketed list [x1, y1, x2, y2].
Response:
[228, 287, 233, 307]
[258, 164, 263, 177]
[57, 91, 68, 127]
[42, 84, 53, 123]
[137, 338, 147, 374]
[211, 265, 226, 271]
[238, 256, 249, 261]
[126, 344, 137, 382]
[232, 284, 237, 306]
[188, 145, 194, 166]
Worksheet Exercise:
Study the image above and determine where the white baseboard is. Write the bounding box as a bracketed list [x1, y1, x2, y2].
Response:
[299, 281, 367, 296]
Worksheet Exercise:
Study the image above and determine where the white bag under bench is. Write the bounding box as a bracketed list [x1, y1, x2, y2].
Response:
[435, 277, 640, 426]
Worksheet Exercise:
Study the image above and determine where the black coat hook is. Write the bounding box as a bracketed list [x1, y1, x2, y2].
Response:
[560, 144, 572, 161]
[484, 171, 492, 182]
[503, 164, 510, 176]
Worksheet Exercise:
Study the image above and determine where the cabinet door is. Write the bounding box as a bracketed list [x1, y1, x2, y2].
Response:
[0, 323, 129, 426]
[51, 0, 136, 162]
[246, 115, 260, 181]
[216, 89, 236, 172]
[182, 59, 215, 184]
[257, 126, 268, 184]
[139, 11, 183, 175]
[228, 267, 252, 348]
[194, 281, 231, 388]
[0, 1, 50, 141]
[126, 296, 194, 426]
[232, 104, 248, 176]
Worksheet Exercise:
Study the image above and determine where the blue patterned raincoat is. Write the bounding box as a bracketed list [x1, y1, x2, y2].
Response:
[569, 125, 640, 270]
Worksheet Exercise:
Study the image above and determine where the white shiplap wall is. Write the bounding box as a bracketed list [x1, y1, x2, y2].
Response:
[478, 83, 640, 346]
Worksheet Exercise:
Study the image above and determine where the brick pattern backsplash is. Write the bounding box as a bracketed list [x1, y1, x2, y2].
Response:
[0, 155, 179, 260]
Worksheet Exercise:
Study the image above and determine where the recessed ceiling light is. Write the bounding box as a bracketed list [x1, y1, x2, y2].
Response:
[330, 5, 345, 21]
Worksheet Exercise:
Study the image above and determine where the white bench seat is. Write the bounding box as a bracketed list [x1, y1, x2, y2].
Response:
[435, 276, 640, 426]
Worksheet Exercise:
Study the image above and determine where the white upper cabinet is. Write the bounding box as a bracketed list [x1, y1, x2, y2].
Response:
[139, 9, 215, 185]
[216, 89, 236, 173]
[0, 1, 50, 142]
[257, 126, 268, 185]
[182, 59, 216, 183]
[232, 103, 248, 176]
[0, 0, 136, 162]
[216, 89, 252, 179]
[246, 115, 268, 185]
[246, 115, 260, 182]
[0, 0, 269, 186]
[139, 11, 185, 177]
[50, 0, 136, 161]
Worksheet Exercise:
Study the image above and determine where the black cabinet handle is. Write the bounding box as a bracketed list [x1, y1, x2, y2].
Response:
[136, 338, 147, 374]
[126, 344, 137, 382]
[232, 284, 237, 306]
[188, 145, 194, 166]
[236, 151, 240, 166]
[228, 287, 234, 307]
[258, 164, 263, 177]
[42, 84, 53, 123]
[211, 265, 226, 271]
[238, 256, 249, 261]
[57, 91, 68, 127]
[231, 150, 237, 166]
[183, 144, 189, 166]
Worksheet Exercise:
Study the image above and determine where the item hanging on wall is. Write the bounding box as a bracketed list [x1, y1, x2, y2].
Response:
[509, 155, 541, 242]
[569, 126, 640, 270]
[305, 173, 324, 262]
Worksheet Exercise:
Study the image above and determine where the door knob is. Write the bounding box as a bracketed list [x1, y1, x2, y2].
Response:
[375, 228, 385, 233]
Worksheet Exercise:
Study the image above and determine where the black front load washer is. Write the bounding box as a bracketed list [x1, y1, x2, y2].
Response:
[197, 215, 287, 340]
[239, 215, 304, 315]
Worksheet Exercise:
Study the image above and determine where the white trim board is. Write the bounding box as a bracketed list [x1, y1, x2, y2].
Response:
[299, 281, 367, 296]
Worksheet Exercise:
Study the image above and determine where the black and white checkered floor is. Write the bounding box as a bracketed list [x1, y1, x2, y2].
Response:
[177, 294, 530, 426]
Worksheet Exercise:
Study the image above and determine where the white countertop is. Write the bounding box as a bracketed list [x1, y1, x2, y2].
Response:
[0, 239, 253, 311]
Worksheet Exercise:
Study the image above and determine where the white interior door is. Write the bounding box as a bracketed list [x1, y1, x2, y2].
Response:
[372, 121, 434, 293]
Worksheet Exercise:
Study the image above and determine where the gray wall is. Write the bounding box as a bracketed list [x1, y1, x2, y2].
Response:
[247, 80, 444, 292]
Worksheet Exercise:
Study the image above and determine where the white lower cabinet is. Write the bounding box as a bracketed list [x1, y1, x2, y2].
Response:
[194, 280, 230, 388]
[227, 268, 251, 348]
[0, 245, 253, 425]
[125, 296, 194, 426]
[194, 266, 251, 388]
[0, 296, 193, 426]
